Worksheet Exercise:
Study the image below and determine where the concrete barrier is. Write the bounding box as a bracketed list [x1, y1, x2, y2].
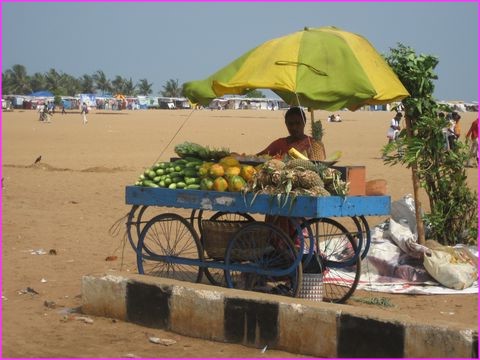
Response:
[82, 271, 478, 358]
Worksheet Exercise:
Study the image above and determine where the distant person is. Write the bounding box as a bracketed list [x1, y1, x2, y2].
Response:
[447, 112, 461, 150]
[387, 112, 402, 143]
[61, 104, 67, 115]
[439, 112, 451, 149]
[39, 104, 51, 123]
[81, 102, 88, 125]
[465, 117, 478, 167]
[38, 105, 45, 121]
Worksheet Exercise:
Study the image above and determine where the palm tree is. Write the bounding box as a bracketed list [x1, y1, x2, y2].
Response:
[111, 75, 126, 95]
[29, 72, 46, 92]
[79, 74, 96, 93]
[44, 68, 62, 94]
[161, 79, 182, 97]
[61, 74, 81, 96]
[123, 78, 136, 96]
[4, 64, 31, 94]
[137, 78, 153, 95]
[93, 70, 111, 94]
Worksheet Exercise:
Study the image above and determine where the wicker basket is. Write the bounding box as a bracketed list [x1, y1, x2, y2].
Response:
[298, 273, 323, 301]
[201, 220, 270, 260]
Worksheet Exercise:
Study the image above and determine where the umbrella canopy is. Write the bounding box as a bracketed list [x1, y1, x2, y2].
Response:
[184, 26, 409, 111]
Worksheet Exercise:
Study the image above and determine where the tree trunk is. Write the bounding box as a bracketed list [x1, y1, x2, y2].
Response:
[404, 115, 426, 244]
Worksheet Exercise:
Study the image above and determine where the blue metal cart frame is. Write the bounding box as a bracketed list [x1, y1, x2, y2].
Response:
[125, 185, 390, 303]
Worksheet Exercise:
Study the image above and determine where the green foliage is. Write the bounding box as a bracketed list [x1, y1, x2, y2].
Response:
[161, 79, 182, 97]
[2, 65, 145, 97]
[53, 95, 62, 106]
[244, 89, 266, 98]
[383, 44, 477, 245]
[137, 79, 153, 95]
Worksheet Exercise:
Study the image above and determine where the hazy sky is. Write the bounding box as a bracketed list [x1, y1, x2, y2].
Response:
[2, 2, 478, 102]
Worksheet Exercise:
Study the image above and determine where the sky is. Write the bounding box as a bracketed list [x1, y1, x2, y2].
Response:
[2, 2, 478, 102]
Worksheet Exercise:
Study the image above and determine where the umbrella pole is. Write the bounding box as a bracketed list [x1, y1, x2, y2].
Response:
[308, 107, 315, 155]
[404, 115, 426, 245]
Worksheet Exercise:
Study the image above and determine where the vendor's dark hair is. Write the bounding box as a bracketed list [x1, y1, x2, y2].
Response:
[285, 106, 306, 124]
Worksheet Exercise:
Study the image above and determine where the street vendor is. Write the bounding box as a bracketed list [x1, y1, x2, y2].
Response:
[257, 106, 313, 158]
[256, 106, 311, 244]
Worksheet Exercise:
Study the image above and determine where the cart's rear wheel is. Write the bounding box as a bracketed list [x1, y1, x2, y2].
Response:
[224, 222, 302, 297]
[300, 218, 361, 303]
[137, 213, 204, 283]
[126, 205, 141, 251]
[126, 205, 165, 251]
[354, 215, 371, 260]
[202, 212, 255, 286]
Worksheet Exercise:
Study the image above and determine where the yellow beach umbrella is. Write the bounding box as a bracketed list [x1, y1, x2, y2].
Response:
[184, 26, 409, 110]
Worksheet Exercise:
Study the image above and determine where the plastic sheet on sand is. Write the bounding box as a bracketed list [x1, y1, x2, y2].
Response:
[353, 226, 478, 294]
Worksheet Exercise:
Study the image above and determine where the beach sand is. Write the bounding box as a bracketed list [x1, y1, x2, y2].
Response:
[2, 108, 477, 357]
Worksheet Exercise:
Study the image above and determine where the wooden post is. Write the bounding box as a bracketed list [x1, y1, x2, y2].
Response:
[404, 114, 426, 245]
[309, 108, 315, 123]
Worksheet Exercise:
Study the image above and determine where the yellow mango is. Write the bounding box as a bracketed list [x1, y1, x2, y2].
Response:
[212, 176, 228, 192]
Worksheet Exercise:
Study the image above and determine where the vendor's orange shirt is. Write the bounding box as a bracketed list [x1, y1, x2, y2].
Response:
[258, 135, 314, 157]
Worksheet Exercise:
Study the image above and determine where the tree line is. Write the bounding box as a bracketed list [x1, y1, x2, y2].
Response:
[2, 64, 184, 98]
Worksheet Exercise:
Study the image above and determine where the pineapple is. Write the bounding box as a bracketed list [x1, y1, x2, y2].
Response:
[310, 120, 326, 161]
[296, 170, 324, 189]
[285, 158, 317, 171]
[263, 159, 286, 172]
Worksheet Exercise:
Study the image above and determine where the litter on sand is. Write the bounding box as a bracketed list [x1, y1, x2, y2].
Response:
[148, 337, 177, 346]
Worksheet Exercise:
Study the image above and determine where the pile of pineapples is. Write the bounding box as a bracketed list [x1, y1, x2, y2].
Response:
[245, 158, 348, 197]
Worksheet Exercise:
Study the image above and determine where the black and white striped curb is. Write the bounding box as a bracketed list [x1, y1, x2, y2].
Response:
[81, 272, 478, 358]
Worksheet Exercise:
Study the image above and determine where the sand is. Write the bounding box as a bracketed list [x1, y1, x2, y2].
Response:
[2, 108, 478, 357]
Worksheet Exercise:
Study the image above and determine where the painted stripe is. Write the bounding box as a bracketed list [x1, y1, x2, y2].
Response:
[126, 280, 172, 329]
[338, 314, 405, 357]
[224, 298, 279, 346]
[82, 273, 477, 358]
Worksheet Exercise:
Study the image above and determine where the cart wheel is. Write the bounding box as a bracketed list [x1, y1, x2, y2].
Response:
[300, 218, 361, 304]
[202, 212, 255, 286]
[189, 209, 200, 229]
[355, 216, 371, 260]
[224, 222, 302, 297]
[137, 213, 204, 283]
[126, 205, 141, 251]
[126, 205, 161, 251]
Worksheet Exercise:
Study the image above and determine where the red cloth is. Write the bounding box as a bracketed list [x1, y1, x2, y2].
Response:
[466, 118, 478, 140]
[258, 135, 314, 157]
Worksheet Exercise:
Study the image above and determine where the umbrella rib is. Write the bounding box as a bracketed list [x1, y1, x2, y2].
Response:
[275, 61, 328, 76]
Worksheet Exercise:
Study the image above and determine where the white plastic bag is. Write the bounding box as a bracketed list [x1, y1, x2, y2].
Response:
[386, 219, 430, 259]
[423, 249, 478, 290]
[390, 194, 418, 235]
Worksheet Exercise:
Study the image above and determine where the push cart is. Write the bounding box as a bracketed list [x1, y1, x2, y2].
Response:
[125, 185, 390, 303]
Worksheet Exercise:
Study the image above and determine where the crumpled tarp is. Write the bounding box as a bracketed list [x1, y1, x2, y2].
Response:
[354, 195, 478, 294]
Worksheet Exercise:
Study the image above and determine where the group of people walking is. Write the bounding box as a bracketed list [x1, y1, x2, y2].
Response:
[386, 111, 478, 167]
[37, 102, 89, 125]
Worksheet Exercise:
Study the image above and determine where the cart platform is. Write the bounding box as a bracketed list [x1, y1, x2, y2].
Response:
[125, 186, 390, 217]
